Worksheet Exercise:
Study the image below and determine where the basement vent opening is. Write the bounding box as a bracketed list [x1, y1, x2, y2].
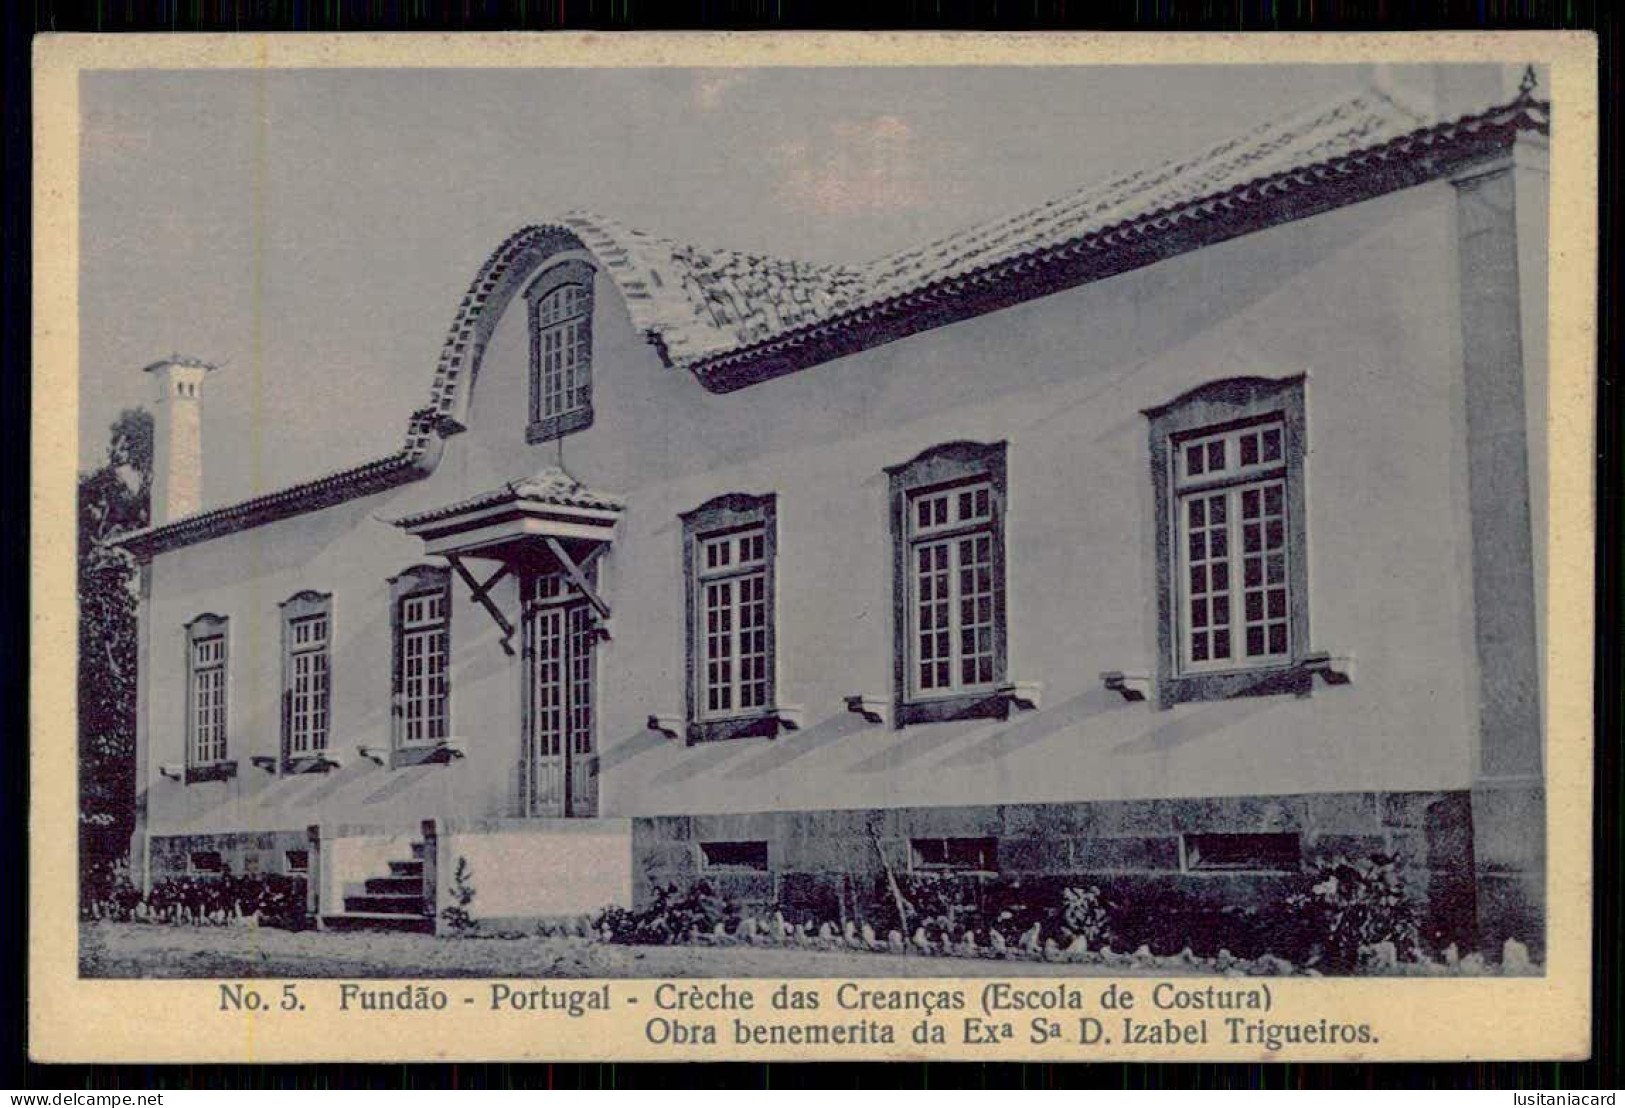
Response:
[189, 851, 224, 874]
[285, 850, 310, 873]
[910, 836, 998, 873]
[1181, 832, 1301, 874]
[699, 840, 769, 872]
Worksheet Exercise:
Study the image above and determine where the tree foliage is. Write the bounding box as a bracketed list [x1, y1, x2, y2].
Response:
[79, 408, 151, 863]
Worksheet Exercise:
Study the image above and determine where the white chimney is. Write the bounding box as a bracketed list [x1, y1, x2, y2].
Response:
[144, 355, 215, 525]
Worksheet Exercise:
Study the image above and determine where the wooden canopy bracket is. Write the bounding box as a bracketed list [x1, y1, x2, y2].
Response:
[447, 553, 517, 656]
[544, 537, 612, 623]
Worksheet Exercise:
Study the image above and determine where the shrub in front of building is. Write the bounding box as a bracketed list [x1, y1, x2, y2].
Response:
[595, 881, 743, 944]
[81, 871, 309, 930]
[1286, 853, 1421, 971]
[594, 853, 1429, 972]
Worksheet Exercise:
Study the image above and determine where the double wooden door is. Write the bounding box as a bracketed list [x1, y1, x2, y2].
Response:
[521, 573, 597, 817]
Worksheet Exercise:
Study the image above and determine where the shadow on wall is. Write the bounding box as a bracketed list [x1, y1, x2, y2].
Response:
[448, 612, 518, 688]
[171, 498, 402, 595]
[726, 711, 875, 781]
[612, 688, 1275, 791]
[934, 689, 1114, 769]
[597, 727, 668, 774]
[171, 770, 317, 832]
[1110, 695, 1279, 757]
[171, 754, 473, 834]
[358, 764, 438, 806]
[846, 715, 982, 776]
[325, 604, 394, 738]
[648, 736, 759, 788]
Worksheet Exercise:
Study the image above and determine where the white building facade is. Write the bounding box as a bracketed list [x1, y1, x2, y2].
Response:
[117, 73, 1550, 953]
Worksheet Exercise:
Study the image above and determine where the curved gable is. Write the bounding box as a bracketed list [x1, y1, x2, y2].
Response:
[424, 212, 868, 437]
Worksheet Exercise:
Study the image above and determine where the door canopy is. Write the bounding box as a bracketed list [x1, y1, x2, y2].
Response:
[390, 466, 623, 559]
[390, 467, 623, 655]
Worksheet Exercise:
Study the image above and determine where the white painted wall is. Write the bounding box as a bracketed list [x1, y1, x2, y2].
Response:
[138, 177, 1485, 840]
[438, 821, 635, 920]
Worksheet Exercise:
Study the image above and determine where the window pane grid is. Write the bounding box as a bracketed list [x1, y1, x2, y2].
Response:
[739, 573, 769, 710]
[400, 592, 448, 746]
[528, 572, 574, 606]
[1177, 475, 1291, 673]
[909, 481, 992, 538]
[567, 605, 594, 758]
[537, 285, 589, 420]
[1241, 480, 1290, 660]
[1183, 492, 1232, 665]
[288, 614, 330, 755]
[525, 595, 596, 817]
[699, 531, 766, 578]
[704, 580, 735, 715]
[696, 524, 771, 720]
[190, 635, 226, 764]
[908, 484, 997, 698]
[533, 609, 563, 760]
[1177, 422, 1285, 486]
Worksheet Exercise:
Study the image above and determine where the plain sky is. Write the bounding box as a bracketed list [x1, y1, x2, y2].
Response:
[79, 64, 1391, 507]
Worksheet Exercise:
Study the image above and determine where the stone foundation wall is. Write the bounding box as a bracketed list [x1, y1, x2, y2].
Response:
[632, 790, 1482, 949]
[148, 830, 312, 881]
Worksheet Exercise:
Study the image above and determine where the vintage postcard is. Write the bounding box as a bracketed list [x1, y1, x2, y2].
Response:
[31, 31, 1597, 1062]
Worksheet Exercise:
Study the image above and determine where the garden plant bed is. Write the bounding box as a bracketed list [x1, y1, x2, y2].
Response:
[80, 920, 1202, 979]
[78, 920, 1534, 980]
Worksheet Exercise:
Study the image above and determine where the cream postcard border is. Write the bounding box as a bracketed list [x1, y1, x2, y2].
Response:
[30, 30, 1598, 1063]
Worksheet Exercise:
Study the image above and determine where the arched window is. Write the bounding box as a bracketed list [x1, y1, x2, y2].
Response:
[886, 441, 1009, 727]
[389, 565, 452, 767]
[681, 493, 778, 742]
[280, 590, 332, 769]
[184, 612, 235, 782]
[1143, 375, 1310, 707]
[525, 259, 596, 443]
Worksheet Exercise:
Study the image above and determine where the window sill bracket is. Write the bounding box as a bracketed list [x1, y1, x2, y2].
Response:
[844, 694, 889, 726]
[770, 704, 806, 732]
[647, 715, 685, 741]
[1301, 651, 1356, 686]
[288, 751, 347, 774]
[423, 739, 466, 764]
[996, 681, 1042, 712]
[184, 760, 238, 785]
[1101, 671, 1152, 703]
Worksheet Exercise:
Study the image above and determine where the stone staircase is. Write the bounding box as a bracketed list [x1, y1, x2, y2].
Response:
[321, 840, 433, 933]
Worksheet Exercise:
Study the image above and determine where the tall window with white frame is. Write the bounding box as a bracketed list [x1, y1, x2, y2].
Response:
[1144, 376, 1309, 708]
[390, 565, 451, 767]
[401, 593, 448, 744]
[280, 591, 332, 770]
[525, 259, 596, 444]
[681, 494, 778, 743]
[1175, 420, 1290, 670]
[909, 481, 997, 695]
[887, 441, 1008, 727]
[184, 613, 231, 781]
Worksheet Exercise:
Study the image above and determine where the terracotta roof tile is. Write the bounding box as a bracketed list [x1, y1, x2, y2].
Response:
[538, 85, 1496, 377]
[390, 466, 625, 529]
[118, 83, 1547, 557]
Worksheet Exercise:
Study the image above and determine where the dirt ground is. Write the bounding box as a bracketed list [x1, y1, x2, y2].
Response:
[80, 920, 1178, 979]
